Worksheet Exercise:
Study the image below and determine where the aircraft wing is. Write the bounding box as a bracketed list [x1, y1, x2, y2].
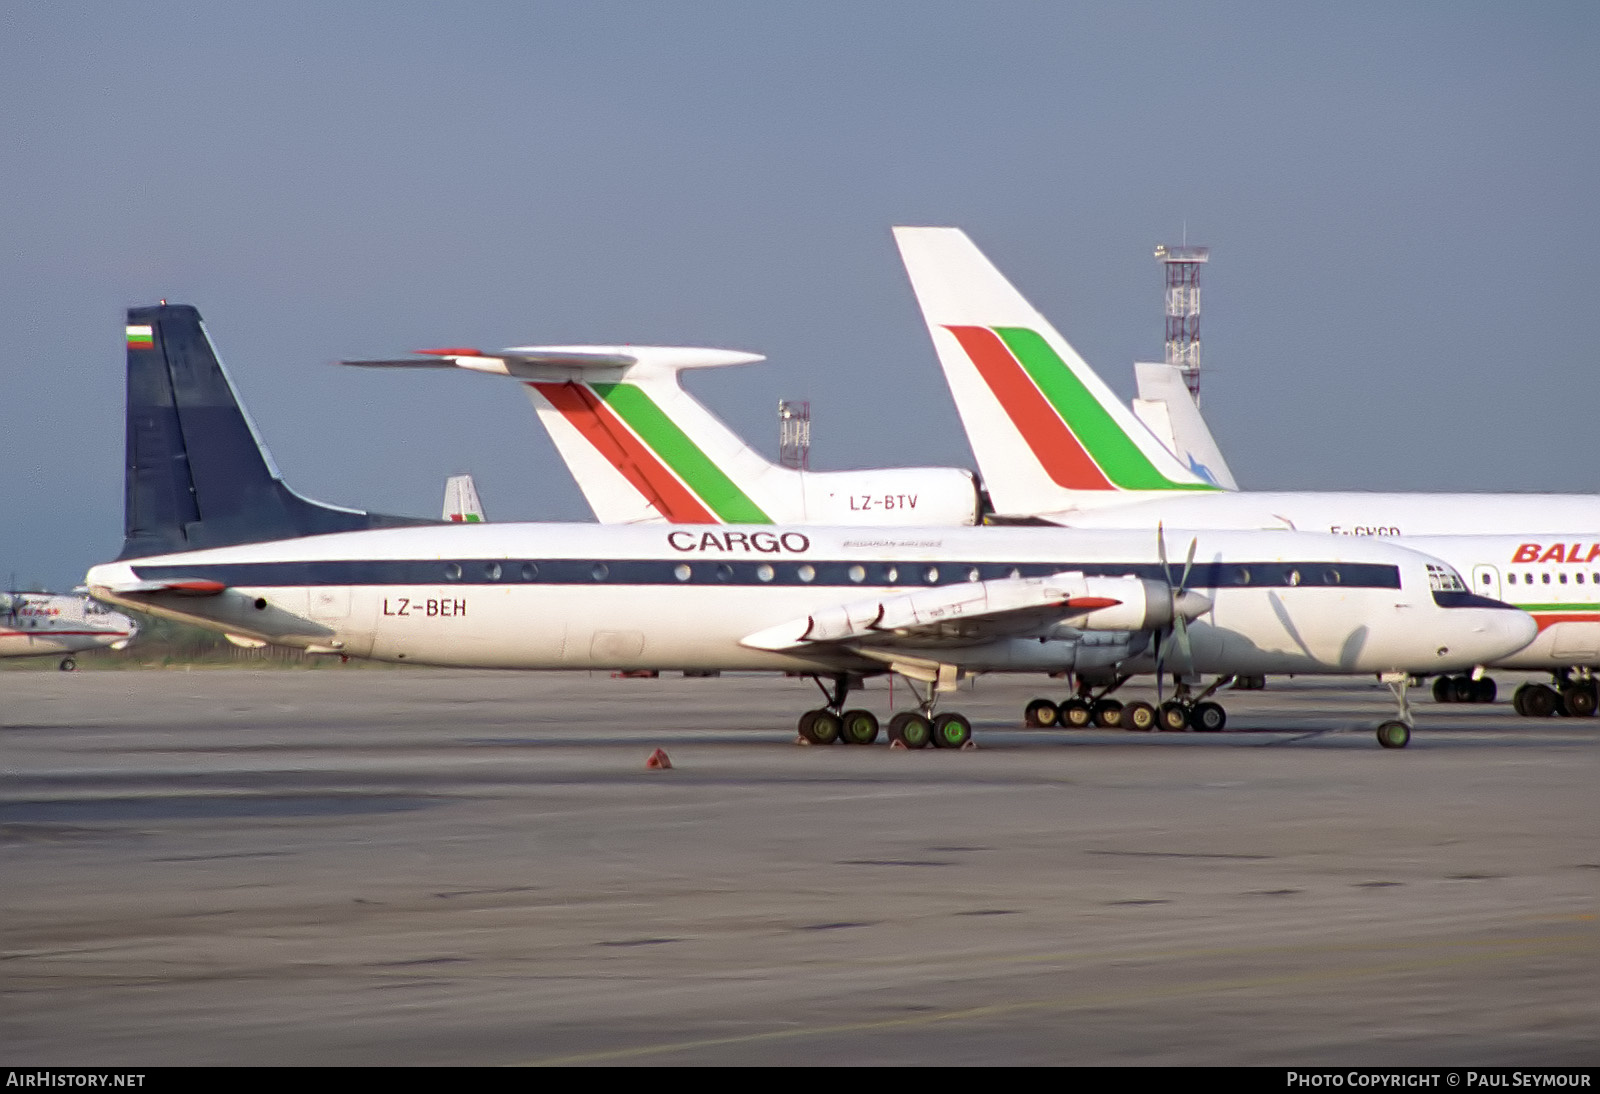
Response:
[741, 571, 1162, 652]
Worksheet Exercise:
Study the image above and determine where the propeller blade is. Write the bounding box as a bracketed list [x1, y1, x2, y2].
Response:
[1174, 614, 1194, 675]
[1179, 536, 1198, 591]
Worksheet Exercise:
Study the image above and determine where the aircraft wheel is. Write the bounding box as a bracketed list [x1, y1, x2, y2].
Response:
[840, 709, 880, 745]
[1059, 699, 1093, 728]
[1473, 677, 1497, 704]
[1376, 720, 1411, 749]
[1449, 675, 1478, 703]
[888, 712, 931, 750]
[1512, 684, 1531, 716]
[931, 712, 973, 749]
[1564, 684, 1598, 718]
[1190, 701, 1227, 732]
[1091, 699, 1123, 729]
[1122, 701, 1157, 732]
[1158, 701, 1190, 732]
[798, 708, 841, 745]
[1432, 676, 1453, 703]
[1024, 698, 1059, 728]
[1523, 684, 1559, 718]
[58, 658, 76, 672]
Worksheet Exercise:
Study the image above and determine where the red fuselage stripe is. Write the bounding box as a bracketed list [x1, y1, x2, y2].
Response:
[944, 326, 1114, 491]
[1532, 613, 1600, 633]
[530, 382, 717, 523]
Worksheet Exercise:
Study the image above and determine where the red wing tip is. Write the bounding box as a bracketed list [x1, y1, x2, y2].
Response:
[1063, 596, 1122, 611]
[414, 347, 483, 357]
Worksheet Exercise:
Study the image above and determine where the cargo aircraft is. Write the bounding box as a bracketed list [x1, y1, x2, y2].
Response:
[0, 590, 136, 669]
[84, 306, 1535, 748]
[893, 226, 1600, 722]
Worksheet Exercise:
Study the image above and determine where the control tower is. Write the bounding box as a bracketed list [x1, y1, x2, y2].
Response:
[1154, 243, 1209, 403]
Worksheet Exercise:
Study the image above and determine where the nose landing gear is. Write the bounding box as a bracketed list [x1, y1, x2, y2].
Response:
[1377, 672, 1414, 749]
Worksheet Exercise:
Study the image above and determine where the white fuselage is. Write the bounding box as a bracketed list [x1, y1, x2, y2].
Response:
[1399, 536, 1600, 670]
[1033, 496, 1600, 670]
[1037, 490, 1600, 538]
[86, 523, 1533, 680]
[0, 593, 136, 660]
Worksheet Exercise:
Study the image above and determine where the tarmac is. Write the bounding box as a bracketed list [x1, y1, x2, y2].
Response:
[3, 668, 1596, 1065]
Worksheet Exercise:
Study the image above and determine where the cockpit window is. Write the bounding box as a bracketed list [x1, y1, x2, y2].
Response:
[1425, 563, 1468, 594]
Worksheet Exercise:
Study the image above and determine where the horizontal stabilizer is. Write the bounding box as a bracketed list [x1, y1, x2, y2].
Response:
[343, 345, 763, 379]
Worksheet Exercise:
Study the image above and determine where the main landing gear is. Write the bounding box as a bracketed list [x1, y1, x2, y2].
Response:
[58, 657, 77, 672]
[1025, 676, 1132, 729]
[796, 674, 974, 749]
[1431, 674, 1497, 704]
[1024, 675, 1230, 733]
[1512, 670, 1597, 719]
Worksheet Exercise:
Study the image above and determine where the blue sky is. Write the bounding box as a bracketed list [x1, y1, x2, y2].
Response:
[2, 2, 1596, 589]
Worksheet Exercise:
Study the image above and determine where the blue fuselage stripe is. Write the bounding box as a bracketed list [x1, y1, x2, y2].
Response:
[132, 558, 1406, 591]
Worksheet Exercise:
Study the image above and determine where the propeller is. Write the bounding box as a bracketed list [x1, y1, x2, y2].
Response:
[1153, 524, 1208, 703]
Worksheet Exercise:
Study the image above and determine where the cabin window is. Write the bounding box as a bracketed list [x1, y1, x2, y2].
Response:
[796, 564, 816, 583]
[1234, 567, 1251, 585]
[848, 565, 866, 583]
[967, 568, 981, 582]
[1481, 573, 1491, 585]
[674, 564, 691, 582]
[716, 563, 734, 582]
[1525, 573, 1533, 584]
[1560, 573, 1568, 584]
[520, 563, 538, 580]
[1576, 573, 1585, 584]
[484, 562, 501, 581]
[1323, 569, 1341, 585]
[1543, 573, 1551, 584]
[883, 566, 899, 583]
[444, 563, 462, 581]
[591, 563, 609, 581]
[1507, 573, 1516, 585]
[923, 566, 939, 584]
[756, 564, 774, 582]
[1286, 569, 1301, 586]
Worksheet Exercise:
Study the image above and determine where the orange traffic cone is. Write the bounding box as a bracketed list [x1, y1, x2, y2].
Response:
[645, 748, 672, 770]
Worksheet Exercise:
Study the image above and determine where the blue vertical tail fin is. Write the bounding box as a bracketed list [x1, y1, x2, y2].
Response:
[118, 304, 430, 559]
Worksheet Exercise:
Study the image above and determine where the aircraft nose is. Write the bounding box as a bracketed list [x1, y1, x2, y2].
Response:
[1447, 607, 1537, 665]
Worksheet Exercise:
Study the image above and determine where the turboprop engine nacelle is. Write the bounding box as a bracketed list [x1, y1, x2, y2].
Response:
[1066, 576, 1212, 633]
